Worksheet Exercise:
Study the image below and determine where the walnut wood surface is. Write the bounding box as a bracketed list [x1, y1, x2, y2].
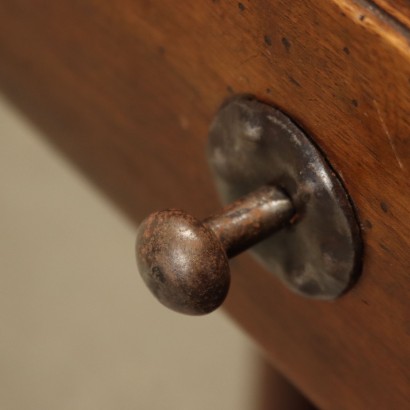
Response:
[0, 1, 409, 408]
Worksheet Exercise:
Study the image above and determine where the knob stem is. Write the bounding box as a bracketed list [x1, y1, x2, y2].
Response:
[204, 186, 294, 258]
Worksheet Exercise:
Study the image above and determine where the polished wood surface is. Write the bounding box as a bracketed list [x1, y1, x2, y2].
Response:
[0, 1, 409, 408]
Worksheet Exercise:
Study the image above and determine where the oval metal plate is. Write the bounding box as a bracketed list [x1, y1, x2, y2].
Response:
[207, 96, 363, 299]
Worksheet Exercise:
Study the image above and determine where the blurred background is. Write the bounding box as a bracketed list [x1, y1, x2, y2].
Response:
[0, 94, 261, 409]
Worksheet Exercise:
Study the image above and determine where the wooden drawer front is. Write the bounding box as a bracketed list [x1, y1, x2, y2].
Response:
[0, 1, 409, 408]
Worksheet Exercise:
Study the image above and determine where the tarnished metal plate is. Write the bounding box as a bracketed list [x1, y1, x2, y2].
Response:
[207, 96, 362, 299]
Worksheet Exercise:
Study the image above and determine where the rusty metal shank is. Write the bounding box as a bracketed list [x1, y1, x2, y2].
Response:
[204, 186, 294, 258]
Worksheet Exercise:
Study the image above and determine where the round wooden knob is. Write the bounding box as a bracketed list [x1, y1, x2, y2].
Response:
[136, 186, 293, 315]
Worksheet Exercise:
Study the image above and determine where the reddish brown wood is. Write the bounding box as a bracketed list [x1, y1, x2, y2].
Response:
[0, 1, 409, 409]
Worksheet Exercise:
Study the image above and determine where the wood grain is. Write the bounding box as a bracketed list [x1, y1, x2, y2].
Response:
[0, 1, 409, 408]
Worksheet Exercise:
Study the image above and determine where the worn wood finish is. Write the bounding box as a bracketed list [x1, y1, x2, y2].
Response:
[372, 0, 410, 27]
[0, 1, 409, 408]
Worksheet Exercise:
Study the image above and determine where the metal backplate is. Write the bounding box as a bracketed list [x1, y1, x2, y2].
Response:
[207, 96, 362, 299]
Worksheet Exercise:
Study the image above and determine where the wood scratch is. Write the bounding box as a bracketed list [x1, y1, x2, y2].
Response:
[374, 100, 405, 171]
[238, 53, 260, 67]
[238, 50, 272, 67]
